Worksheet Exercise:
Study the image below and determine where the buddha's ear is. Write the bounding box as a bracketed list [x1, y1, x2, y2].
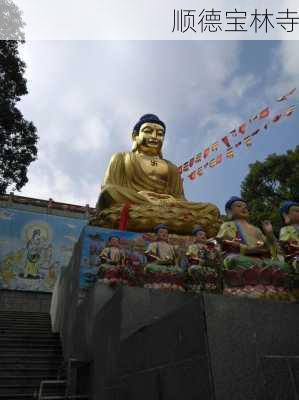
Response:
[131, 132, 138, 152]
[132, 131, 137, 140]
[283, 212, 291, 224]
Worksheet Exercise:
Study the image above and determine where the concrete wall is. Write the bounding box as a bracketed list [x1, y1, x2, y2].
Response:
[0, 289, 51, 312]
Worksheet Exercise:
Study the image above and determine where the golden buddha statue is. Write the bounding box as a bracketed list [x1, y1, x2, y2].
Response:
[90, 114, 221, 236]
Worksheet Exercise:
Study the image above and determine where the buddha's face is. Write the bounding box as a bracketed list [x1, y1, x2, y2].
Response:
[229, 201, 249, 220]
[285, 205, 299, 224]
[135, 123, 165, 155]
[157, 228, 169, 242]
[195, 230, 207, 243]
[109, 237, 120, 248]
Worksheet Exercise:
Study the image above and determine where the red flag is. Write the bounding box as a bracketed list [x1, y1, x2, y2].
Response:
[259, 107, 270, 119]
[189, 157, 195, 168]
[188, 171, 197, 180]
[216, 153, 222, 165]
[203, 148, 210, 159]
[177, 165, 183, 174]
[221, 136, 231, 148]
[238, 123, 247, 134]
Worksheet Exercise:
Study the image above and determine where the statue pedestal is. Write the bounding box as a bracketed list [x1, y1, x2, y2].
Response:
[90, 203, 221, 236]
[51, 226, 299, 400]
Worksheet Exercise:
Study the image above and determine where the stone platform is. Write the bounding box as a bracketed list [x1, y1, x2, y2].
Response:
[51, 228, 299, 400]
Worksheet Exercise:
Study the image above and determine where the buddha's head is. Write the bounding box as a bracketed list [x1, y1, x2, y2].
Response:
[192, 226, 207, 243]
[154, 224, 169, 242]
[108, 235, 121, 248]
[225, 196, 249, 220]
[132, 114, 165, 157]
[280, 201, 299, 225]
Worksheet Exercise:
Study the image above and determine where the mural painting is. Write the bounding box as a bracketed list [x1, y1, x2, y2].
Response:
[0, 207, 86, 292]
[79, 225, 215, 290]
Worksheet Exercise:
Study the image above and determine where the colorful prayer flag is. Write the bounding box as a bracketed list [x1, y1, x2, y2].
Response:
[189, 157, 195, 168]
[276, 95, 287, 102]
[272, 114, 281, 123]
[183, 161, 189, 172]
[284, 105, 296, 117]
[188, 171, 197, 180]
[230, 129, 237, 137]
[203, 148, 210, 159]
[287, 88, 296, 96]
[209, 158, 216, 168]
[259, 107, 270, 119]
[204, 162, 209, 169]
[250, 128, 260, 136]
[226, 148, 234, 158]
[244, 136, 252, 147]
[195, 152, 202, 163]
[238, 123, 247, 134]
[215, 153, 222, 165]
[221, 136, 231, 148]
[235, 141, 242, 148]
[197, 167, 203, 176]
[277, 88, 296, 101]
[211, 142, 219, 151]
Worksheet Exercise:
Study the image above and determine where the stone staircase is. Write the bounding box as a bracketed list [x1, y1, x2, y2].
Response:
[0, 310, 88, 399]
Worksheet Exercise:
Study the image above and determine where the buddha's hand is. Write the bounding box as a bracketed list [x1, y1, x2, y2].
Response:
[138, 191, 175, 204]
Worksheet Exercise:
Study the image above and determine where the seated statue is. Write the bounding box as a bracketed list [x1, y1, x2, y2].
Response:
[99, 235, 125, 271]
[217, 196, 285, 270]
[91, 114, 221, 235]
[144, 224, 181, 274]
[186, 225, 219, 271]
[279, 201, 299, 269]
[186, 225, 221, 291]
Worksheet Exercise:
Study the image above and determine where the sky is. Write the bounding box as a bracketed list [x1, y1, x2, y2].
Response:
[16, 40, 299, 213]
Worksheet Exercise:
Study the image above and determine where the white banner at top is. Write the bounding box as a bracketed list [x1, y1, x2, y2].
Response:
[3, 0, 299, 40]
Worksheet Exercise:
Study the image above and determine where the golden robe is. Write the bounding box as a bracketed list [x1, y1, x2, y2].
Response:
[98, 152, 209, 210]
[92, 151, 221, 235]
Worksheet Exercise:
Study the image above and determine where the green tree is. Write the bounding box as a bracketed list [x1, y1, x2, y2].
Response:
[241, 146, 299, 234]
[0, 0, 38, 194]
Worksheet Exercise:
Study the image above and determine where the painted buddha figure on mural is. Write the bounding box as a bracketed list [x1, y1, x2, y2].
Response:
[92, 114, 221, 235]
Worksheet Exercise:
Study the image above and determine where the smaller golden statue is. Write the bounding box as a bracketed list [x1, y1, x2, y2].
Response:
[91, 114, 221, 235]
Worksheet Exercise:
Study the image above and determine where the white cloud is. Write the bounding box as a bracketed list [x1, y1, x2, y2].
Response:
[17, 40, 267, 206]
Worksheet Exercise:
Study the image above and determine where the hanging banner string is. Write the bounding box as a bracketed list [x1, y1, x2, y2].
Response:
[185, 103, 296, 181]
[176, 88, 297, 180]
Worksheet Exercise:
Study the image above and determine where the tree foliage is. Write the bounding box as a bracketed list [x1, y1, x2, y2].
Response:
[241, 146, 299, 233]
[0, 1, 38, 194]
